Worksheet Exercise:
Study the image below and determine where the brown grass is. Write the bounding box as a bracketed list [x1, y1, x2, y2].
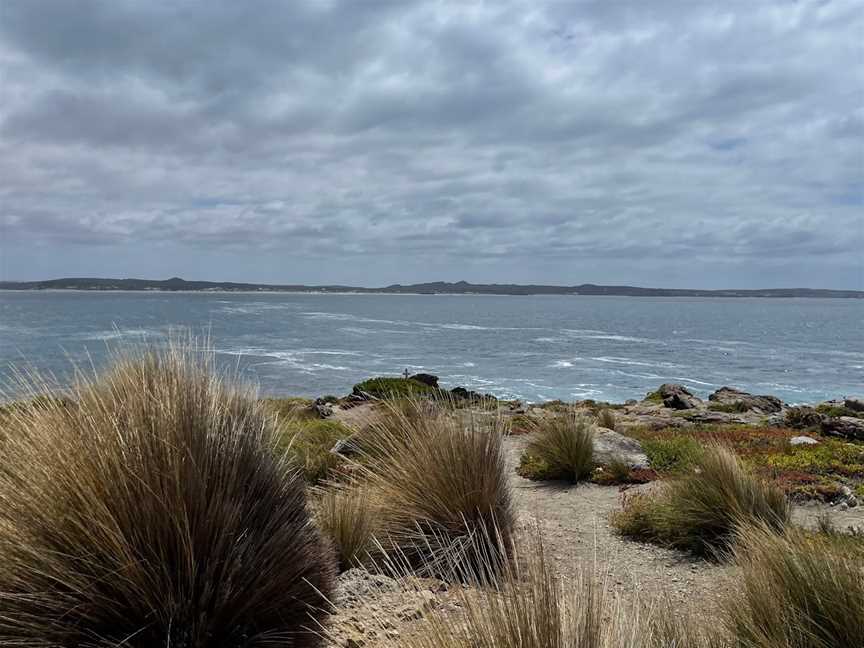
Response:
[721, 524, 864, 648]
[313, 483, 382, 572]
[0, 340, 335, 647]
[358, 400, 515, 579]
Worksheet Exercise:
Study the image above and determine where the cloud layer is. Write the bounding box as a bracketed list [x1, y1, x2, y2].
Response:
[1, 0, 862, 287]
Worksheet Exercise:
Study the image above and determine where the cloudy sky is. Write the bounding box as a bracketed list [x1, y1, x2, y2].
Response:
[0, 0, 862, 288]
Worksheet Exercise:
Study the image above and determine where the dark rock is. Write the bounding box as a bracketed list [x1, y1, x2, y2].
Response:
[708, 387, 782, 413]
[845, 398, 864, 413]
[410, 373, 440, 388]
[657, 383, 702, 410]
[822, 416, 864, 441]
[784, 406, 825, 429]
[450, 386, 496, 402]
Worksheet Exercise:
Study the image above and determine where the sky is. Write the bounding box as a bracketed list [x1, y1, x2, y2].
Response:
[0, 0, 862, 289]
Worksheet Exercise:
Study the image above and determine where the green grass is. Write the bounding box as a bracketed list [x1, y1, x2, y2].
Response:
[643, 390, 664, 404]
[353, 377, 441, 399]
[815, 403, 864, 419]
[640, 436, 703, 472]
[276, 419, 352, 484]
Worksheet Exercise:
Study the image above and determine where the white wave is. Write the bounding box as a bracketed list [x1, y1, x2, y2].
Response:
[593, 356, 681, 369]
[79, 328, 156, 341]
[552, 360, 574, 368]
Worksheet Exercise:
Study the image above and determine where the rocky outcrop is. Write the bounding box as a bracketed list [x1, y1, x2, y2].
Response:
[592, 427, 650, 469]
[822, 416, 864, 441]
[450, 386, 496, 402]
[657, 383, 702, 410]
[708, 387, 783, 413]
[845, 398, 864, 413]
[410, 373, 440, 388]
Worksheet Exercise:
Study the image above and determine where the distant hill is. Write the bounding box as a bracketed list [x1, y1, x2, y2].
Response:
[0, 277, 861, 298]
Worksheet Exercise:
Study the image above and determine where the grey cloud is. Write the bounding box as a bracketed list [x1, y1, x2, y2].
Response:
[0, 0, 861, 287]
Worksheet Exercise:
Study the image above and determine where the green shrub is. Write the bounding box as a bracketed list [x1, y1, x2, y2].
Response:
[353, 376, 442, 399]
[278, 419, 352, 483]
[644, 390, 664, 404]
[517, 415, 594, 483]
[0, 342, 335, 646]
[641, 436, 703, 472]
[815, 403, 863, 419]
[722, 524, 864, 647]
[612, 445, 790, 556]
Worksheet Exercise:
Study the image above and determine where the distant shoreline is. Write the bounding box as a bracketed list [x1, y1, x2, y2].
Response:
[1, 278, 861, 298]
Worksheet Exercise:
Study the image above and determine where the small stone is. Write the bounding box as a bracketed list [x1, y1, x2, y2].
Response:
[789, 435, 819, 446]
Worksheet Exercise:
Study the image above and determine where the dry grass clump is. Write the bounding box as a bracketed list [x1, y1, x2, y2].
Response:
[612, 445, 790, 556]
[0, 342, 334, 647]
[359, 400, 515, 579]
[365, 532, 712, 648]
[720, 523, 864, 648]
[518, 414, 595, 482]
[596, 407, 616, 430]
[313, 483, 382, 572]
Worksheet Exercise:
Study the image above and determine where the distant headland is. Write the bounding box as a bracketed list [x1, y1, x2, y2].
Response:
[0, 277, 861, 298]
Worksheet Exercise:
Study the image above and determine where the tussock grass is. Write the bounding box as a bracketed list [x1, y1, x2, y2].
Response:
[596, 407, 617, 430]
[313, 483, 382, 572]
[359, 400, 514, 578]
[360, 531, 712, 648]
[518, 414, 595, 482]
[0, 341, 334, 647]
[722, 524, 864, 648]
[612, 445, 790, 555]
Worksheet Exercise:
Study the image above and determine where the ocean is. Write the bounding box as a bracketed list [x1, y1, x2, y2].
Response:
[0, 291, 861, 404]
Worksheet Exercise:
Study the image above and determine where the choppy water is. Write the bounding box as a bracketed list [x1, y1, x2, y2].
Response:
[0, 291, 861, 403]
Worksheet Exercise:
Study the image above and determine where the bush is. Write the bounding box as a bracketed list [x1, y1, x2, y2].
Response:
[612, 445, 790, 555]
[641, 436, 703, 473]
[353, 376, 440, 399]
[722, 524, 864, 647]
[360, 400, 514, 578]
[517, 415, 594, 482]
[277, 418, 352, 483]
[0, 342, 335, 647]
[313, 483, 382, 572]
[815, 403, 863, 419]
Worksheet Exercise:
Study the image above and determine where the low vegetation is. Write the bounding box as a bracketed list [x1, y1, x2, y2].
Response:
[612, 445, 790, 555]
[708, 400, 749, 413]
[0, 342, 334, 647]
[722, 524, 864, 647]
[596, 407, 616, 430]
[313, 483, 382, 572]
[359, 400, 515, 578]
[353, 376, 441, 399]
[630, 423, 864, 502]
[276, 418, 352, 483]
[355, 530, 709, 648]
[517, 414, 595, 482]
